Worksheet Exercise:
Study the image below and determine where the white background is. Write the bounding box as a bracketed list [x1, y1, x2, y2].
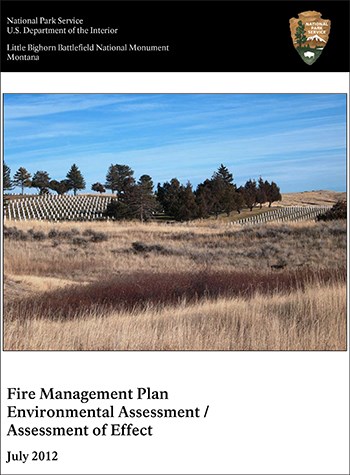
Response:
[1, 72, 349, 475]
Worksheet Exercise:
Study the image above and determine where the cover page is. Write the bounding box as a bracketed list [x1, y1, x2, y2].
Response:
[1, 1, 349, 474]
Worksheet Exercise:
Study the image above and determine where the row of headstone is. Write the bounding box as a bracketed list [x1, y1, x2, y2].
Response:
[4, 197, 332, 224]
[4, 195, 113, 221]
[231, 206, 331, 226]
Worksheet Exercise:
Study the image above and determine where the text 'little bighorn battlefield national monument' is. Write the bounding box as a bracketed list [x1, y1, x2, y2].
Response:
[289, 11, 331, 65]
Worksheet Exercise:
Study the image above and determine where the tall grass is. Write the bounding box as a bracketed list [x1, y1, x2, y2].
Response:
[4, 220, 346, 280]
[4, 283, 346, 351]
[3, 219, 347, 351]
[5, 267, 346, 320]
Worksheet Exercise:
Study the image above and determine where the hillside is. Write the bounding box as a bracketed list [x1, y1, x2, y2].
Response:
[3, 190, 345, 223]
[277, 190, 346, 207]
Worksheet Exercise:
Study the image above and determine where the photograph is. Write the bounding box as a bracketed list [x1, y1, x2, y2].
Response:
[3, 93, 347, 351]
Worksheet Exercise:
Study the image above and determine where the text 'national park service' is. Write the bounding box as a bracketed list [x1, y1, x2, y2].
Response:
[6, 16, 170, 61]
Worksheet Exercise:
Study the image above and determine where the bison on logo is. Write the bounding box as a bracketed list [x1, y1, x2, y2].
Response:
[289, 11, 331, 65]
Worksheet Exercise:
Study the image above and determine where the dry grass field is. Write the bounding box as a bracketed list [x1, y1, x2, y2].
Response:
[3, 213, 347, 351]
[277, 190, 346, 207]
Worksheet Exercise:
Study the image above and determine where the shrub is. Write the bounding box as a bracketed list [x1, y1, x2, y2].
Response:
[28, 229, 46, 241]
[82, 229, 109, 242]
[131, 241, 170, 254]
[8, 267, 346, 320]
[48, 229, 80, 240]
[48, 229, 59, 239]
[3, 226, 28, 241]
[317, 200, 347, 221]
[132, 241, 149, 253]
[72, 237, 89, 246]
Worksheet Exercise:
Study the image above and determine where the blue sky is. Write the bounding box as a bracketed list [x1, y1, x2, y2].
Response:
[4, 93, 347, 193]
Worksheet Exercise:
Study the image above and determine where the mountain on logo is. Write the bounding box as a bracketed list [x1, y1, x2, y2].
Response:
[289, 11, 331, 65]
[306, 34, 326, 43]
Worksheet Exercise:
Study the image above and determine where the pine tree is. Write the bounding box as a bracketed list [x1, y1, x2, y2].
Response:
[211, 179, 227, 217]
[195, 183, 211, 218]
[49, 179, 70, 195]
[176, 182, 198, 221]
[256, 177, 267, 209]
[105, 164, 118, 194]
[13, 167, 31, 195]
[3, 163, 13, 191]
[91, 182, 106, 194]
[131, 175, 157, 222]
[157, 178, 197, 221]
[66, 164, 85, 196]
[243, 179, 257, 211]
[156, 178, 182, 218]
[104, 198, 132, 220]
[105, 164, 134, 199]
[222, 187, 245, 216]
[265, 181, 282, 207]
[233, 189, 245, 214]
[295, 20, 307, 48]
[31, 170, 51, 195]
[196, 164, 237, 218]
[212, 164, 234, 184]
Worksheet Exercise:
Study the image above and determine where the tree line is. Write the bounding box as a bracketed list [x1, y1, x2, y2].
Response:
[3, 162, 281, 221]
[154, 164, 281, 221]
[3, 163, 86, 196]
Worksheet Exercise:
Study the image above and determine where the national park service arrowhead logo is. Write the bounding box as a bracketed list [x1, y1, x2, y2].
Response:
[289, 11, 331, 65]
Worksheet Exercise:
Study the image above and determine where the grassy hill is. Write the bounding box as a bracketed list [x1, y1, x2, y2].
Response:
[278, 190, 346, 207]
[3, 190, 344, 223]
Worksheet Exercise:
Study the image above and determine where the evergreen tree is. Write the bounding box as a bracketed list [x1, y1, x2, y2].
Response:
[105, 164, 135, 199]
[105, 164, 118, 194]
[242, 179, 257, 211]
[196, 164, 237, 218]
[13, 167, 31, 195]
[66, 164, 85, 196]
[130, 175, 157, 222]
[212, 164, 237, 216]
[211, 179, 228, 217]
[195, 182, 211, 218]
[222, 187, 243, 217]
[256, 177, 267, 209]
[176, 182, 198, 221]
[212, 164, 234, 184]
[31, 170, 51, 195]
[157, 178, 197, 221]
[233, 188, 245, 214]
[104, 174, 157, 222]
[295, 20, 307, 47]
[91, 182, 106, 194]
[103, 198, 132, 220]
[196, 179, 214, 218]
[156, 178, 182, 218]
[49, 179, 70, 195]
[265, 180, 282, 207]
[3, 163, 13, 191]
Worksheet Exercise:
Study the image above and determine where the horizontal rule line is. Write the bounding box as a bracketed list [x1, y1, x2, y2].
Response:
[2, 0, 348, 2]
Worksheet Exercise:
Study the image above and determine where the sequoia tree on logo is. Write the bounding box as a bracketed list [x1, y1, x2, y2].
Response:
[289, 11, 331, 65]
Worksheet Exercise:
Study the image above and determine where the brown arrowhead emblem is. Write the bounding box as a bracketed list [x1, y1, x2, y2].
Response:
[289, 11, 331, 65]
